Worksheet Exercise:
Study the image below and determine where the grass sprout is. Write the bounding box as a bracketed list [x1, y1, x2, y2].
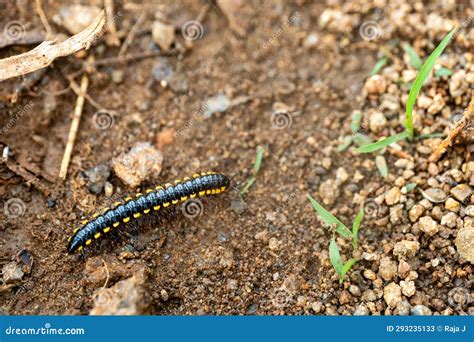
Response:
[307, 195, 352, 239]
[352, 207, 364, 249]
[375, 155, 388, 178]
[402, 43, 422, 69]
[329, 238, 357, 284]
[356, 131, 408, 153]
[240, 146, 265, 195]
[369, 56, 389, 76]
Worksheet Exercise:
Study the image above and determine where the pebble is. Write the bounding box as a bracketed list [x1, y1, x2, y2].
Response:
[362, 252, 378, 261]
[421, 188, 447, 203]
[54, 5, 101, 35]
[379, 256, 397, 281]
[393, 240, 420, 259]
[455, 220, 474, 263]
[394, 301, 411, 315]
[450, 184, 472, 203]
[400, 280, 416, 297]
[311, 302, 322, 313]
[319, 179, 339, 206]
[441, 212, 457, 228]
[419, 216, 439, 236]
[383, 282, 402, 308]
[353, 304, 369, 315]
[364, 75, 387, 95]
[369, 110, 387, 133]
[111, 70, 124, 84]
[82, 164, 110, 194]
[409, 204, 425, 222]
[90, 270, 148, 315]
[363, 269, 377, 280]
[466, 205, 474, 217]
[398, 260, 411, 279]
[361, 289, 377, 302]
[349, 285, 361, 297]
[2, 261, 24, 284]
[335, 167, 349, 184]
[410, 305, 432, 316]
[151, 20, 175, 51]
[160, 289, 169, 301]
[385, 187, 401, 206]
[203, 93, 230, 119]
[104, 182, 113, 197]
[112, 142, 163, 188]
[268, 237, 279, 251]
[445, 197, 460, 212]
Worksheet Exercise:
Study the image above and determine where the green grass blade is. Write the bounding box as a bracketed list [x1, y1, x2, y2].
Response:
[352, 133, 372, 147]
[435, 67, 452, 77]
[307, 195, 352, 239]
[253, 146, 265, 174]
[417, 132, 446, 139]
[352, 207, 364, 249]
[402, 43, 422, 69]
[337, 136, 353, 152]
[369, 57, 388, 76]
[356, 131, 408, 153]
[329, 238, 343, 275]
[405, 28, 457, 140]
[403, 183, 417, 193]
[350, 111, 362, 133]
[340, 258, 357, 283]
[240, 177, 255, 195]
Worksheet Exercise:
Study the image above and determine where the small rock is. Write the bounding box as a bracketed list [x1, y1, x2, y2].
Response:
[349, 285, 361, 297]
[90, 270, 148, 315]
[319, 179, 339, 206]
[369, 110, 387, 133]
[151, 20, 175, 51]
[419, 216, 440, 236]
[411, 304, 432, 316]
[112, 142, 163, 188]
[465, 205, 474, 217]
[54, 5, 101, 35]
[104, 182, 113, 197]
[363, 269, 377, 280]
[82, 164, 110, 194]
[353, 304, 369, 315]
[203, 93, 230, 119]
[303, 33, 319, 48]
[385, 187, 401, 206]
[339, 290, 351, 305]
[450, 184, 472, 203]
[409, 204, 425, 222]
[311, 301, 322, 313]
[160, 289, 169, 301]
[152, 58, 174, 83]
[361, 289, 377, 302]
[445, 197, 461, 212]
[268, 237, 279, 251]
[362, 252, 378, 261]
[2, 261, 24, 284]
[400, 280, 416, 297]
[394, 301, 411, 315]
[441, 212, 457, 228]
[393, 240, 420, 258]
[421, 188, 447, 203]
[379, 256, 397, 281]
[111, 70, 124, 84]
[364, 75, 387, 95]
[455, 220, 474, 263]
[335, 167, 349, 185]
[398, 259, 411, 278]
[383, 282, 402, 308]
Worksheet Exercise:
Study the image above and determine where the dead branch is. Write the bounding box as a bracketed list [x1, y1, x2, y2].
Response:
[104, 0, 120, 46]
[0, 10, 106, 82]
[429, 95, 474, 163]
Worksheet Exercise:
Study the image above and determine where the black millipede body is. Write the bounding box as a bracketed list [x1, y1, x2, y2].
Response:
[67, 172, 230, 254]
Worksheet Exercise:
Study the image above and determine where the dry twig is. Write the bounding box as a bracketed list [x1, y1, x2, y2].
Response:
[428, 95, 474, 163]
[59, 73, 89, 180]
[104, 0, 120, 46]
[118, 12, 145, 56]
[0, 10, 106, 82]
[94, 49, 176, 66]
[34, 0, 54, 38]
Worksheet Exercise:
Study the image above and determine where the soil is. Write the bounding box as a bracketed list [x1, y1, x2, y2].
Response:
[0, 0, 473, 315]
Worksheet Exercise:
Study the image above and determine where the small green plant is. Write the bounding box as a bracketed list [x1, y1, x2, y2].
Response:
[329, 238, 357, 284]
[357, 28, 457, 153]
[402, 43, 422, 69]
[369, 56, 389, 76]
[240, 146, 265, 195]
[308, 195, 365, 283]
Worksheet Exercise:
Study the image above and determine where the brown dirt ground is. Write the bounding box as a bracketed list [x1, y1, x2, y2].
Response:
[0, 0, 472, 315]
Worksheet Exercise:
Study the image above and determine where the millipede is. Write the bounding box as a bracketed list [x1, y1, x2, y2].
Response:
[67, 172, 230, 254]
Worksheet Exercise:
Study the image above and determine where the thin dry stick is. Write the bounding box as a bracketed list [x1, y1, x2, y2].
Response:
[94, 49, 174, 66]
[59, 74, 89, 179]
[34, 0, 53, 38]
[0, 10, 106, 81]
[429, 95, 474, 163]
[68, 75, 102, 110]
[118, 12, 145, 56]
[104, 0, 120, 46]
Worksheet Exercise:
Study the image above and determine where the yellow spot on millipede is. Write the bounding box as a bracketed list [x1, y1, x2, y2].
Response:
[144, 209, 150, 214]
[136, 193, 142, 197]
[192, 174, 200, 178]
[211, 189, 216, 194]
[221, 186, 226, 192]
[113, 222, 120, 227]
[156, 185, 163, 190]
[215, 189, 221, 194]
[154, 206, 160, 211]
[206, 190, 211, 195]
[183, 177, 191, 181]
[125, 197, 133, 202]
[73, 228, 79, 233]
[81, 220, 88, 225]
[85, 239, 92, 245]
[103, 227, 111, 233]
[123, 217, 130, 223]
[94, 233, 101, 239]
[77, 246, 83, 251]
[174, 179, 181, 184]
[181, 196, 188, 201]
[133, 213, 141, 218]
[172, 200, 178, 204]
[67, 237, 71, 242]
[165, 183, 173, 188]
[114, 202, 122, 207]
[190, 193, 196, 198]
[199, 191, 205, 196]
[146, 189, 153, 193]
[92, 213, 99, 218]
[163, 202, 170, 207]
